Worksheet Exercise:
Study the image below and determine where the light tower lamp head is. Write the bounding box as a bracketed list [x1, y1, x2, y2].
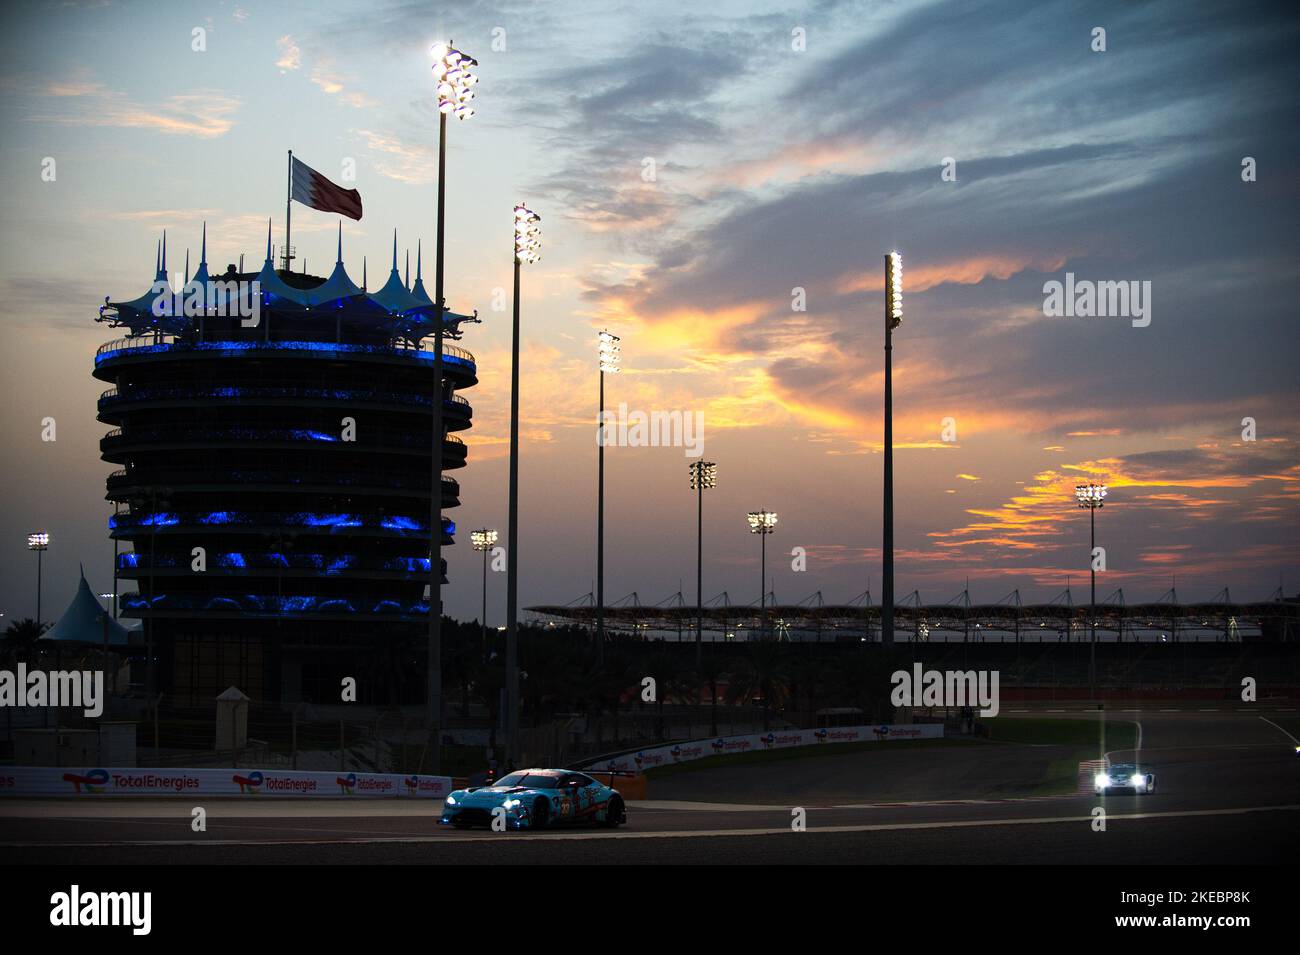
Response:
[747, 510, 778, 533]
[1075, 483, 1108, 508]
[885, 250, 903, 329]
[689, 461, 717, 490]
[514, 203, 541, 265]
[598, 330, 621, 374]
[27, 532, 49, 551]
[432, 41, 478, 120]
[471, 528, 498, 551]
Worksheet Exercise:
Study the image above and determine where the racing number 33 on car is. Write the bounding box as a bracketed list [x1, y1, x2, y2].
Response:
[440, 769, 628, 831]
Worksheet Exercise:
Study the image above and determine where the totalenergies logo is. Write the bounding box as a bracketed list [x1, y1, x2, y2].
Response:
[404, 775, 420, 794]
[63, 769, 109, 794]
[814, 729, 829, 743]
[872, 725, 890, 740]
[232, 771, 263, 794]
[670, 745, 682, 760]
[760, 733, 776, 749]
[711, 738, 726, 752]
[337, 772, 357, 795]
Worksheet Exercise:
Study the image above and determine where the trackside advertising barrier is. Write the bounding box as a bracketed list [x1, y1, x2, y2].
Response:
[0, 766, 454, 799]
[589, 723, 944, 774]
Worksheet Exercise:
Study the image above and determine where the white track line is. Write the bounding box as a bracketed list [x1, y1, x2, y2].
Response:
[1258, 716, 1299, 745]
[1104, 719, 1141, 763]
[5, 804, 1296, 848]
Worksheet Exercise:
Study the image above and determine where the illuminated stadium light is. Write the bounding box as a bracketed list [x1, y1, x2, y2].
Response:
[514, 203, 541, 264]
[1075, 482, 1108, 508]
[593, 327, 621, 665]
[1074, 481, 1109, 694]
[747, 509, 778, 639]
[27, 531, 50, 627]
[598, 329, 621, 374]
[471, 528, 498, 551]
[689, 460, 717, 490]
[432, 41, 478, 120]
[885, 250, 903, 328]
[689, 461, 717, 666]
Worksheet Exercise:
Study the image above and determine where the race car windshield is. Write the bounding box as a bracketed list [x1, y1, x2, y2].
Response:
[495, 773, 559, 789]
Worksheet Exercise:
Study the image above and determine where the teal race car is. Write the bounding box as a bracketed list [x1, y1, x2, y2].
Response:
[439, 768, 627, 831]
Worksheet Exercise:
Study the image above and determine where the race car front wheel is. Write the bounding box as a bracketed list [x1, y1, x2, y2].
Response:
[601, 796, 625, 828]
[530, 798, 550, 830]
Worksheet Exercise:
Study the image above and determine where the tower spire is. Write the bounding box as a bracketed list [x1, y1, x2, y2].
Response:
[363, 255, 367, 291]
[200, 221, 207, 267]
[416, 240, 422, 280]
[405, 249, 410, 290]
[336, 221, 343, 265]
[265, 219, 273, 264]
[391, 229, 398, 271]
[161, 229, 167, 274]
[185, 249, 190, 285]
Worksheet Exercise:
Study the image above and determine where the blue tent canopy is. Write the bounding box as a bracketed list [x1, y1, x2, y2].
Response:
[41, 568, 132, 647]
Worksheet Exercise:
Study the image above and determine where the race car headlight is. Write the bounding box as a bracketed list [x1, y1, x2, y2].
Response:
[503, 798, 521, 809]
[445, 795, 457, 805]
[1094, 773, 1112, 787]
[1131, 775, 1146, 787]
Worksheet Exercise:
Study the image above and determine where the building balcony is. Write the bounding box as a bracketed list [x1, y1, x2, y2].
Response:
[100, 427, 467, 465]
[98, 385, 471, 430]
[93, 334, 476, 385]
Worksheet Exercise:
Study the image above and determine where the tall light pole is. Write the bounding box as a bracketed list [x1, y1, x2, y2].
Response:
[881, 251, 903, 645]
[1076, 482, 1107, 698]
[470, 528, 497, 659]
[27, 533, 49, 628]
[747, 511, 777, 639]
[689, 461, 716, 669]
[596, 330, 620, 662]
[426, 40, 477, 773]
[506, 202, 540, 766]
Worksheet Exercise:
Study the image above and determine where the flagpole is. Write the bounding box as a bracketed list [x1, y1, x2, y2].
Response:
[284, 150, 292, 274]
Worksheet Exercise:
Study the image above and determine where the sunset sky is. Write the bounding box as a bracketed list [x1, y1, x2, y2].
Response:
[1, 0, 1297, 627]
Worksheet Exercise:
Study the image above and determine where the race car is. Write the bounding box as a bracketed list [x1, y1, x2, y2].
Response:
[439, 768, 627, 831]
[1094, 762, 1156, 795]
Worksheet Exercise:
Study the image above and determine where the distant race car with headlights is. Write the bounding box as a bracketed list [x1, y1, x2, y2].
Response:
[439, 769, 627, 830]
[1094, 762, 1157, 795]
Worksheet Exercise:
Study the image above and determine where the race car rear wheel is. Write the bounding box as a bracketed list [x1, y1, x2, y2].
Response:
[601, 796, 625, 828]
[530, 797, 550, 830]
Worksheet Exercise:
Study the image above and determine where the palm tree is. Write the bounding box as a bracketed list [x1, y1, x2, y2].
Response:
[591, 650, 638, 745]
[696, 652, 729, 737]
[726, 641, 790, 730]
[3, 618, 46, 665]
[645, 649, 694, 742]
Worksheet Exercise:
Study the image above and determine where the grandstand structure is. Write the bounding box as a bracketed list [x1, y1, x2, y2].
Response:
[527, 587, 1300, 643]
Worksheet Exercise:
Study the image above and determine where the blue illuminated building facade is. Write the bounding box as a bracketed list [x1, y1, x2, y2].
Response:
[95, 223, 477, 703]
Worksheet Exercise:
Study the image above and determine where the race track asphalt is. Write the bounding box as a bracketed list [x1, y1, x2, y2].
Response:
[2, 708, 1295, 864]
